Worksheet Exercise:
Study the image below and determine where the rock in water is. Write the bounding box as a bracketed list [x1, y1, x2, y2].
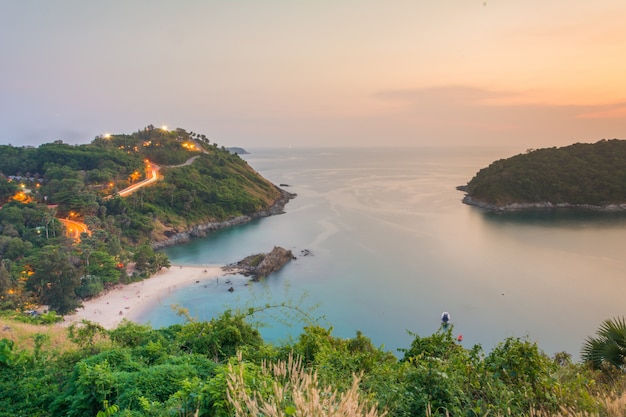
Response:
[225, 246, 296, 280]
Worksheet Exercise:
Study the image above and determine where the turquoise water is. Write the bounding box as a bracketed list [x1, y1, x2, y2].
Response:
[139, 147, 626, 359]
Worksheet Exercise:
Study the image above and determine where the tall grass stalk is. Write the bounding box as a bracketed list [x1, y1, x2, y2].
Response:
[226, 352, 386, 417]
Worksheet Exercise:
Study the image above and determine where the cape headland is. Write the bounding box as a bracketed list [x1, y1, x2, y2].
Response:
[0, 125, 297, 317]
[459, 139, 626, 211]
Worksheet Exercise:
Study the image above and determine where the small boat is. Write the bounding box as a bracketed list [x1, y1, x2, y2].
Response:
[441, 311, 451, 326]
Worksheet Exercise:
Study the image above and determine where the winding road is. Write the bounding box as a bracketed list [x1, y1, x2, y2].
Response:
[118, 161, 160, 197]
[59, 218, 91, 240]
[116, 156, 198, 197]
[61, 156, 199, 240]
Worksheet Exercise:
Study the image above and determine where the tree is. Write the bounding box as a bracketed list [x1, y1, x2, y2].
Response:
[176, 310, 263, 362]
[153, 252, 170, 272]
[29, 245, 82, 314]
[0, 263, 10, 290]
[133, 244, 170, 275]
[582, 317, 626, 370]
[0, 177, 18, 204]
[88, 251, 121, 285]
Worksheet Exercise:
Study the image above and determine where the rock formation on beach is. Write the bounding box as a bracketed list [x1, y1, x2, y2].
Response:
[224, 246, 296, 280]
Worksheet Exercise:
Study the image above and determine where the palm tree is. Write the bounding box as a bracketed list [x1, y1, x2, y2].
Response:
[581, 317, 626, 369]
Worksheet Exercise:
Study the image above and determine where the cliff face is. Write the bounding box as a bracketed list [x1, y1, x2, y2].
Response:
[152, 188, 295, 249]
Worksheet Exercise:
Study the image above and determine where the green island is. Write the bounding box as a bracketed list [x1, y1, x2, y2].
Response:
[461, 139, 626, 211]
[1, 131, 626, 416]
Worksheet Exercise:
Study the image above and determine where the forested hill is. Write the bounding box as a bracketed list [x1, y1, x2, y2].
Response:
[461, 139, 626, 210]
[0, 126, 288, 314]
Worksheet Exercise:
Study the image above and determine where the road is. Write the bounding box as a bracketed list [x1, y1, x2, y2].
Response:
[115, 156, 199, 197]
[59, 218, 91, 240]
[118, 162, 160, 197]
[58, 160, 170, 240]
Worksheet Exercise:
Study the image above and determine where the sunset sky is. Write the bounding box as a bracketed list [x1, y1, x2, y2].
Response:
[1, 1, 626, 149]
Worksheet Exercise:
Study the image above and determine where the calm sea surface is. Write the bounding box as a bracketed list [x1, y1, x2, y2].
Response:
[139, 147, 626, 359]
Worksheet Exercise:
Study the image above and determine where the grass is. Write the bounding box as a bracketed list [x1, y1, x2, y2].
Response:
[0, 317, 74, 353]
[227, 353, 385, 417]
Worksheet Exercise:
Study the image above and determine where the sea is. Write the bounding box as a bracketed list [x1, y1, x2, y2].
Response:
[138, 146, 626, 360]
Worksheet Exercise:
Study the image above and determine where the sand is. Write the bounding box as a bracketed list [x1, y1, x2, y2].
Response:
[60, 265, 227, 329]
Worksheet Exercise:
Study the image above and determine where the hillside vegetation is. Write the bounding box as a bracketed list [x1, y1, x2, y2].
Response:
[0, 126, 285, 314]
[2, 311, 626, 417]
[463, 139, 626, 209]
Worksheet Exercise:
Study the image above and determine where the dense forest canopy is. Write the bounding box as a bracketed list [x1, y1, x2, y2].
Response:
[0, 126, 283, 315]
[463, 139, 626, 208]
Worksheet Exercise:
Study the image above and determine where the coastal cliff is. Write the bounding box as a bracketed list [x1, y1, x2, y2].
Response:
[151, 187, 296, 249]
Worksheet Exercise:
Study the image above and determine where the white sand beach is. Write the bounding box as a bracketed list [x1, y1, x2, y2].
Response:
[60, 265, 226, 329]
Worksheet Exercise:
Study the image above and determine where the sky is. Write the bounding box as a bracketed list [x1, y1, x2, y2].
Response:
[1, 0, 626, 149]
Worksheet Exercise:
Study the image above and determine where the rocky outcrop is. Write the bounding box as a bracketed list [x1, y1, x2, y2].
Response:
[224, 246, 296, 280]
[461, 194, 626, 212]
[152, 188, 296, 249]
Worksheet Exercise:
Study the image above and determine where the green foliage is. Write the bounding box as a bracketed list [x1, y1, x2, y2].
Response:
[483, 337, 560, 414]
[466, 139, 626, 206]
[10, 310, 64, 325]
[397, 327, 474, 416]
[0, 338, 15, 367]
[0, 309, 616, 417]
[28, 245, 82, 315]
[582, 317, 626, 370]
[400, 325, 461, 361]
[68, 320, 108, 351]
[0, 176, 18, 204]
[96, 400, 119, 417]
[176, 310, 263, 362]
[109, 320, 161, 348]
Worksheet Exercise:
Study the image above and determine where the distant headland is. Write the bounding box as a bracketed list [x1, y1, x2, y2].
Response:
[459, 139, 626, 211]
[226, 147, 249, 155]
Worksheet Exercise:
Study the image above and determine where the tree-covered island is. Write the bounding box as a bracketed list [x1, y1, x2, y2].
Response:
[460, 139, 626, 211]
[0, 125, 293, 315]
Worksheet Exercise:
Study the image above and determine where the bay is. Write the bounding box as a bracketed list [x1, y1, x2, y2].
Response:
[139, 147, 626, 359]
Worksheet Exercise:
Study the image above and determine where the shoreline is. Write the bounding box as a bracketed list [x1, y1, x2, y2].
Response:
[59, 264, 227, 330]
[151, 188, 295, 249]
[461, 194, 626, 212]
[59, 187, 296, 330]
